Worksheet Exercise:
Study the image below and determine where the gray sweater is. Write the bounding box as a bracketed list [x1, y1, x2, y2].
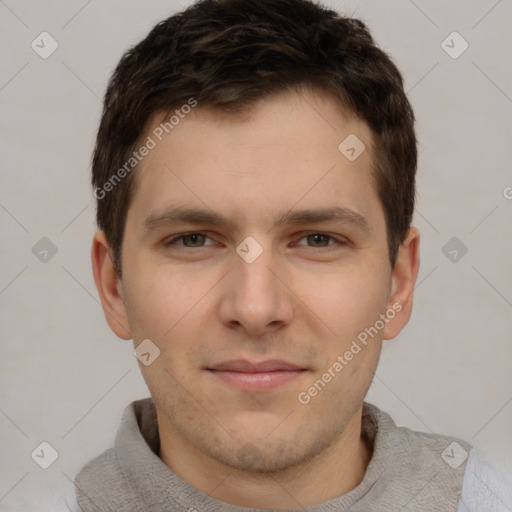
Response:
[74, 398, 477, 511]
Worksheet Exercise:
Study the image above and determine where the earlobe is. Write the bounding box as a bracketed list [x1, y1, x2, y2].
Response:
[382, 227, 420, 340]
[91, 231, 132, 340]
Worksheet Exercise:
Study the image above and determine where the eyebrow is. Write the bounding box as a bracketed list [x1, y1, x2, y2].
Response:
[143, 206, 371, 234]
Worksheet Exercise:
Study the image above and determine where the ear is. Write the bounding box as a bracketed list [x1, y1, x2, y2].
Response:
[91, 230, 132, 340]
[382, 227, 420, 340]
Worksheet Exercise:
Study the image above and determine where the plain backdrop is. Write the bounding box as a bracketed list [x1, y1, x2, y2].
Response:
[1, 0, 511, 509]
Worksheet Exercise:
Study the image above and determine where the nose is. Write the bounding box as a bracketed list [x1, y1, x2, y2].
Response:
[217, 239, 294, 336]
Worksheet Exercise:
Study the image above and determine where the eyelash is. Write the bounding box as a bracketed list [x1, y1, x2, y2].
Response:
[164, 231, 347, 250]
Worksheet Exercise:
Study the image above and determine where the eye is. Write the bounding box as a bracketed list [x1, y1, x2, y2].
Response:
[294, 232, 346, 248]
[163, 231, 346, 251]
[164, 232, 215, 248]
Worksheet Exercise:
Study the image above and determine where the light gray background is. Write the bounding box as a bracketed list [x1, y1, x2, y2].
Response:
[1, 0, 511, 509]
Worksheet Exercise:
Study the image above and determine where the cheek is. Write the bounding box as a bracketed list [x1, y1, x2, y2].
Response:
[123, 265, 218, 386]
[299, 261, 390, 342]
[123, 259, 213, 339]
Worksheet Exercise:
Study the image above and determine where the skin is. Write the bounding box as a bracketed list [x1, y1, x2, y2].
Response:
[92, 87, 420, 508]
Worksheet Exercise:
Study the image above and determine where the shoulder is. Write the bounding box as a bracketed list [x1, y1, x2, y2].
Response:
[74, 447, 119, 485]
[366, 403, 472, 473]
[457, 449, 512, 512]
[362, 403, 471, 509]
[73, 447, 134, 511]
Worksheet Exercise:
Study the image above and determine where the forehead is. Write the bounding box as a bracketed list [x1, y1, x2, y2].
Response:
[126, 88, 382, 231]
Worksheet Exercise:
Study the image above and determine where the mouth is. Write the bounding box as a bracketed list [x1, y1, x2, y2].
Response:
[205, 359, 308, 392]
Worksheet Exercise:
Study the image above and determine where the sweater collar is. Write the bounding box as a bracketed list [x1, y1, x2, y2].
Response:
[114, 398, 393, 511]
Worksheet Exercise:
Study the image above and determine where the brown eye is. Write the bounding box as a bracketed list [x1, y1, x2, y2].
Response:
[181, 234, 206, 247]
[306, 234, 331, 247]
[165, 232, 215, 248]
[293, 232, 348, 251]
[295, 233, 335, 247]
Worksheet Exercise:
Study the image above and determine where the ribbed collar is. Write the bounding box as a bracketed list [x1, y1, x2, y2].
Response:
[114, 398, 397, 511]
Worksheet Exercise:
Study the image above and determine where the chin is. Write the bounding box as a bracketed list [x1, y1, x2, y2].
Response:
[224, 440, 308, 474]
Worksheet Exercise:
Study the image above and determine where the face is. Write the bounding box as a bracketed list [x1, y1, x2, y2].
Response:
[94, 87, 418, 474]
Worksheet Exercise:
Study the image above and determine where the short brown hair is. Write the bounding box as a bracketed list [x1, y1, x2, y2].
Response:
[92, 0, 416, 275]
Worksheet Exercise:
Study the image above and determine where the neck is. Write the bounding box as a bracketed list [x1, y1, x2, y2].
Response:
[159, 406, 371, 508]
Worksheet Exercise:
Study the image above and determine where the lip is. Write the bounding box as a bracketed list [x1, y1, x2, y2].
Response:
[206, 359, 307, 392]
[208, 359, 305, 372]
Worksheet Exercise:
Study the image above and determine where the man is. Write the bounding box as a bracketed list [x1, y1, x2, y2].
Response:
[74, 0, 510, 510]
